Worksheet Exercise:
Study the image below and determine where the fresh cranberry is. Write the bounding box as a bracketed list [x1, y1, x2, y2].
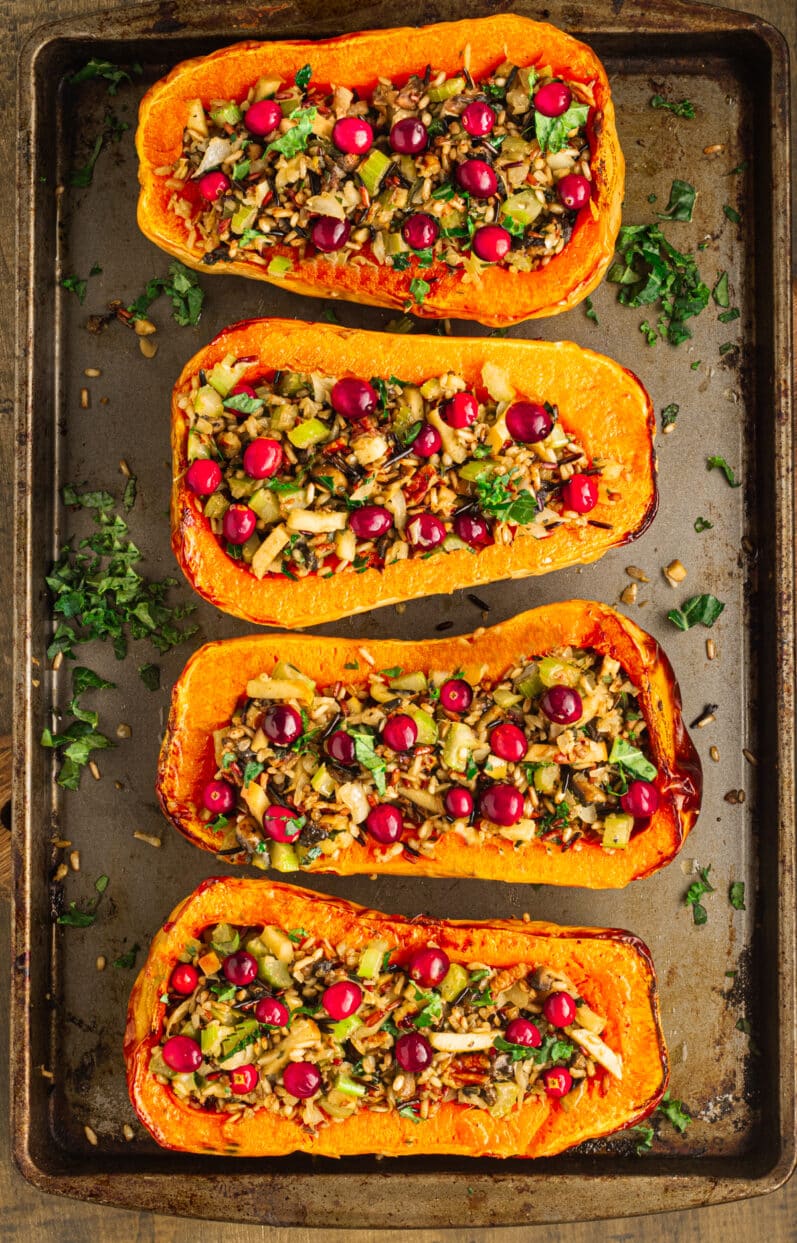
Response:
[229, 1064, 259, 1094]
[411, 422, 442, 457]
[223, 950, 258, 986]
[440, 678, 473, 713]
[243, 438, 282, 479]
[231, 382, 259, 402]
[202, 779, 236, 815]
[443, 391, 478, 428]
[408, 946, 449, 988]
[621, 780, 660, 818]
[255, 996, 289, 1027]
[349, 505, 393, 540]
[561, 473, 598, 514]
[395, 1031, 433, 1072]
[534, 81, 572, 118]
[263, 703, 303, 747]
[472, 225, 511, 263]
[382, 713, 417, 752]
[283, 1061, 322, 1098]
[453, 512, 492, 548]
[311, 216, 351, 253]
[322, 979, 363, 1020]
[186, 459, 222, 496]
[244, 99, 282, 136]
[543, 991, 577, 1027]
[222, 503, 257, 545]
[389, 118, 428, 154]
[461, 100, 496, 136]
[539, 685, 583, 724]
[366, 803, 404, 844]
[402, 212, 439, 251]
[506, 401, 553, 444]
[331, 377, 377, 421]
[332, 116, 373, 155]
[543, 1066, 573, 1098]
[505, 1017, 542, 1048]
[326, 729, 356, 766]
[162, 1034, 203, 1072]
[170, 963, 199, 995]
[444, 786, 474, 819]
[198, 171, 229, 202]
[479, 783, 524, 826]
[407, 513, 446, 549]
[490, 722, 528, 762]
[557, 173, 591, 210]
[263, 805, 302, 842]
[455, 159, 497, 199]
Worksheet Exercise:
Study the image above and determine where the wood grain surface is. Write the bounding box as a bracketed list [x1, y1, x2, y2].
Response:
[2, 0, 795, 1237]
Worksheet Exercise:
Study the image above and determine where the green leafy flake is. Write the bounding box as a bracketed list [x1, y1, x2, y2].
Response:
[412, 990, 444, 1029]
[322, 306, 341, 324]
[609, 737, 657, 782]
[608, 224, 709, 346]
[286, 928, 308, 943]
[694, 516, 713, 533]
[232, 158, 251, 181]
[727, 161, 748, 175]
[647, 193, 657, 204]
[398, 1103, 421, 1124]
[409, 277, 431, 306]
[350, 729, 387, 795]
[712, 271, 730, 307]
[691, 360, 701, 370]
[657, 179, 696, 223]
[650, 94, 695, 119]
[657, 1091, 691, 1133]
[127, 261, 205, 327]
[667, 594, 725, 631]
[476, 472, 538, 525]
[661, 403, 679, 429]
[57, 903, 97, 927]
[122, 474, 137, 512]
[639, 320, 658, 346]
[69, 111, 129, 187]
[724, 204, 741, 224]
[706, 455, 741, 487]
[584, 296, 598, 324]
[534, 102, 589, 154]
[344, 660, 359, 670]
[69, 57, 141, 95]
[295, 63, 312, 90]
[266, 107, 317, 159]
[242, 759, 264, 787]
[61, 274, 88, 304]
[729, 881, 746, 911]
[113, 943, 140, 969]
[94, 874, 110, 894]
[224, 392, 263, 415]
[718, 307, 740, 324]
[632, 1123, 655, 1154]
[719, 341, 737, 356]
[380, 666, 403, 678]
[138, 663, 160, 692]
[684, 864, 715, 925]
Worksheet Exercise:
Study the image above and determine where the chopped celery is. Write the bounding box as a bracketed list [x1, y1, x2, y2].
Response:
[207, 358, 245, 398]
[389, 670, 427, 693]
[311, 763, 336, 797]
[359, 149, 391, 197]
[331, 1013, 363, 1043]
[240, 533, 260, 564]
[533, 764, 560, 795]
[500, 189, 543, 228]
[538, 656, 581, 688]
[187, 430, 211, 461]
[203, 492, 229, 521]
[406, 704, 438, 745]
[489, 1082, 520, 1117]
[220, 1018, 258, 1059]
[442, 722, 478, 772]
[484, 753, 509, 779]
[211, 101, 242, 126]
[602, 812, 633, 849]
[357, 938, 389, 979]
[194, 384, 224, 419]
[335, 1074, 367, 1097]
[276, 371, 307, 396]
[249, 487, 282, 523]
[541, 422, 568, 452]
[287, 417, 330, 449]
[443, 534, 468, 553]
[259, 925, 295, 962]
[267, 255, 293, 277]
[428, 75, 466, 102]
[231, 204, 258, 235]
[257, 954, 293, 988]
[459, 459, 498, 483]
[200, 1021, 223, 1057]
[516, 665, 543, 699]
[272, 662, 316, 695]
[384, 230, 409, 256]
[493, 688, 523, 709]
[227, 475, 259, 500]
[440, 962, 468, 1002]
[270, 841, 300, 872]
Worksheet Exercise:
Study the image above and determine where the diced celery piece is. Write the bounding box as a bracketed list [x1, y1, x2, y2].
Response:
[439, 962, 468, 1002]
[200, 1022, 222, 1057]
[211, 102, 242, 126]
[249, 487, 282, 523]
[428, 75, 466, 102]
[240, 533, 261, 564]
[357, 938, 389, 979]
[231, 204, 258, 235]
[542, 422, 568, 452]
[538, 656, 581, 689]
[384, 230, 409, 256]
[406, 705, 438, 745]
[500, 189, 543, 228]
[208, 358, 245, 398]
[330, 1014, 363, 1043]
[276, 371, 306, 397]
[194, 384, 224, 419]
[203, 492, 229, 521]
[459, 459, 497, 483]
[272, 661, 316, 694]
[257, 954, 293, 988]
[253, 75, 282, 101]
[267, 255, 293, 277]
[516, 664, 543, 699]
[484, 753, 509, 779]
[602, 812, 633, 849]
[220, 1018, 258, 1059]
[533, 764, 560, 795]
[489, 1081, 520, 1117]
[277, 89, 303, 115]
[442, 722, 478, 772]
[270, 842, 300, 873]
[260, 926, 295, 962]
[359, 149, 391, 197]
[311, 764, 336, 797]
[227, 475, 258, 500]
[443, 534, 468, 553]
[389, 670, 427, 693]
[187, 430, 211, 462]
[210, 923, 240, 956]
[335, 1074, 367, 1097]
[493, 688, 523, 709]
[287, 417, 330, 449]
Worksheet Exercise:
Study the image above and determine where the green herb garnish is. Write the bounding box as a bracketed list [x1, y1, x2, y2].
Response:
[69, 58, 142, 95]
[661, 403, 679, 429]
[657, 1090, 691, 1133]
[657, 179, 696, 223]
[694, 516, 713, 533]
[729, 881, 746, 911]
[684, 865, 715, 925]
[127, 261, 205, 327]
[113, 943, 140, 969]
[649, 94, 695, 119]
[266, 107, 317, 159]
[138, 663, 160, 692]
[609, 737, 657, 782]
[667, 595, 725, 631]
[534, 102, 589, 155]
[608, 224, 709, 346]
[706, 455, 741, 487]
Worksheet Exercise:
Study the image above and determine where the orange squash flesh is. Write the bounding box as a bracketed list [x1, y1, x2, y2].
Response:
[171, 319, 656, 629]
[136, 16, 624, 326]
[156, 601, 701, 888]
[124, 877, 668, 1157]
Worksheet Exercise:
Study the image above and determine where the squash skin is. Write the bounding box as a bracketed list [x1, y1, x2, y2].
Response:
[156, 601, 701, 888]
[171, 318, 657, 628]
[124, 877, 669, 1158]
[135, 16, 624, 326]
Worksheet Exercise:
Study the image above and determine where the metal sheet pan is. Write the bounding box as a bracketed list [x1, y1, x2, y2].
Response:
[13, 0, 795, 1227]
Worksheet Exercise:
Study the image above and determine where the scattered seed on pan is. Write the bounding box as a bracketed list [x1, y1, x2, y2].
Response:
[625, 566, 650, 583]
[119, 459, 132, 478]
[39, 1066, 54, 1080]
[84, 367, 101, 378]
[96, 955, 106, 971]
[724, 789, 745, 804]
[706, 638, 716, 660]
[691, 704, 718, 729]
[51, 650, 64, 672]
[710, 746, 720, 763]
[69, 850, 80, 872]
[53, 863, 68, 883]
[742, 748, 757, 766]
[84, 1125, 98, 1147]
[139, 337, 158, 359]
[133, 318, 157, 337]
[435, 620, 454, 631]
[620, 583, 638, 605]
[703, 144, 724, 155]
[663, 559, 687, 586]
[116, 723, 132, 738]
[80, 388, 90, 409]
[467, 594, 490, 612]
[123, 1125, 134, 1141]
[133, 831, 162, 848]
[89, 761, 101, 781]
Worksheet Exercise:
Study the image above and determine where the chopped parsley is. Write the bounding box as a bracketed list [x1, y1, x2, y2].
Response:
[70, 111, 129, 187]
[534, 101, 589, 155]
[41, 665, 115, 789]
[127, 261, 205, 327]
[266, 107, 317, 159]
[694, 516, 713, 533]
[69, 57, 142, 95]
[608, 224, 709, 346]
[661, 403, 679, 429]
[113, 943, 140, 969]
[706, 455, 741, 487]
[294, 64, 312, 90]
[61, 274, 88, 304]
[584, 296, 599, 324]
[684, 864, 715, 925]
[667, 595, 725, 631]
[723, 204, 741, 224]
[409, 277, 431, 306]
[656, 179, 696, 223]
[729, 881, 746, 911]
[350, 729, 387, 795]
[609, 737, 657, 782]
[649, 94, 695, 119]
[657, 1090, 691, 1133]
[138, 663, 160, 692]
[712, 271, 730, 308]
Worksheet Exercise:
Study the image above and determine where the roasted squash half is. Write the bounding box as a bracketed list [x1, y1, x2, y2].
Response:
[157, 601, 700, 887]
[136, 16, 624, 325]
[125, 877, 668, 1157]
[171, 319, 656, 628]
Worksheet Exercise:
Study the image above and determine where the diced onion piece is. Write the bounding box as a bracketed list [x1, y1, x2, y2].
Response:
[481, 361, 515, 403]
[385, 487, 407, 533]
[194, 137, 233, 178]
[186, 99, 209, 141]
[304, 193, 346, 220]
[250, 525, 291, 580]
[567, 1026, 623, 1079]
[574, 1003, 606, 1036]
[286, 509, 348, 534]
[352, 433, 389, 467]
[337, 782, 370, 824]
[498, 820, 537, 842]
[428, 1031, 495, 1053]
[242, 779, 268, 825]
[397, 785, 444, 815]
[427, 410, 466, 464]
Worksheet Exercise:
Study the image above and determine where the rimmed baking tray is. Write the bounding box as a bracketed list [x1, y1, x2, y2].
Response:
[13, 0, 795, 1227]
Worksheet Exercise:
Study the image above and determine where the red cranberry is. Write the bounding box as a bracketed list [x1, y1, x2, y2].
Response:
[455, 159, 497, 199]
[505, 1017, 542, 1047]
[561, 474, 598, 514]
[231, 381, 259, 402]
[539, 685, 583, 725]
[440, 678, 473, 713]
[349, 505, 393, 540]
[255, 996, 289, 1027]
[382, 713, 417, 752]
[472, 225, 511, 263]
[443, 391, 478, 428]
[162, 1034, 203, 1072]
[408, 946, 449, 988]
[243, 437, 282, 479]
[283, 1061, 322, 1098]
[263, 703, 303, 747]
[322, 979, 363, 1020]
[479, 783, 524, 826]
[198, 171, 229, 202]
[411, 422, 442, 458]
[453, 512, 492, 548]
[331, 377, 377, 421]
[444, 786, 474, 819]
[366, 803, 404, 844]
[202, 779, 236, 815]
[186, 459, 222, 496]
[490, 722, 528, 762]
[390, 117, 428, 154]
[311, 216, 351, 253]
[170, 963, 199, 995]
[557, 173, 591, 211]
[332, 116, 373, 155]
[543, 991, 577, 1027]
[244, 99, 282, 136]
[534, 81, 572, 118]
[263, 805, 302, 842]
[326, 729, 356, 766]
[395, 1031, 433, 1072]
[223, 950, 258, 986]
[407, 513, 446, 549]
[621, 780, 660, 818]
[461, 100, 496, 136]
[222, 503, 257, 545]
[543, 1066, 573, 1098]
[230, 1064, 259, 1095]
[506, 401, 553, 444]
[402, 212, 439, 251]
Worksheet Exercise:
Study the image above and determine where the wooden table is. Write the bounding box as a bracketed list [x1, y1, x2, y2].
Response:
[2, 0, 795, 1236]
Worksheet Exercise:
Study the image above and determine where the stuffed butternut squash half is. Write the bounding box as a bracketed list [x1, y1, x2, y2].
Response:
[171, 319, 656, 628]
[156, 602, 701, 888]
[125, 878, 668, 1158]
[136, 16, 624, 325]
